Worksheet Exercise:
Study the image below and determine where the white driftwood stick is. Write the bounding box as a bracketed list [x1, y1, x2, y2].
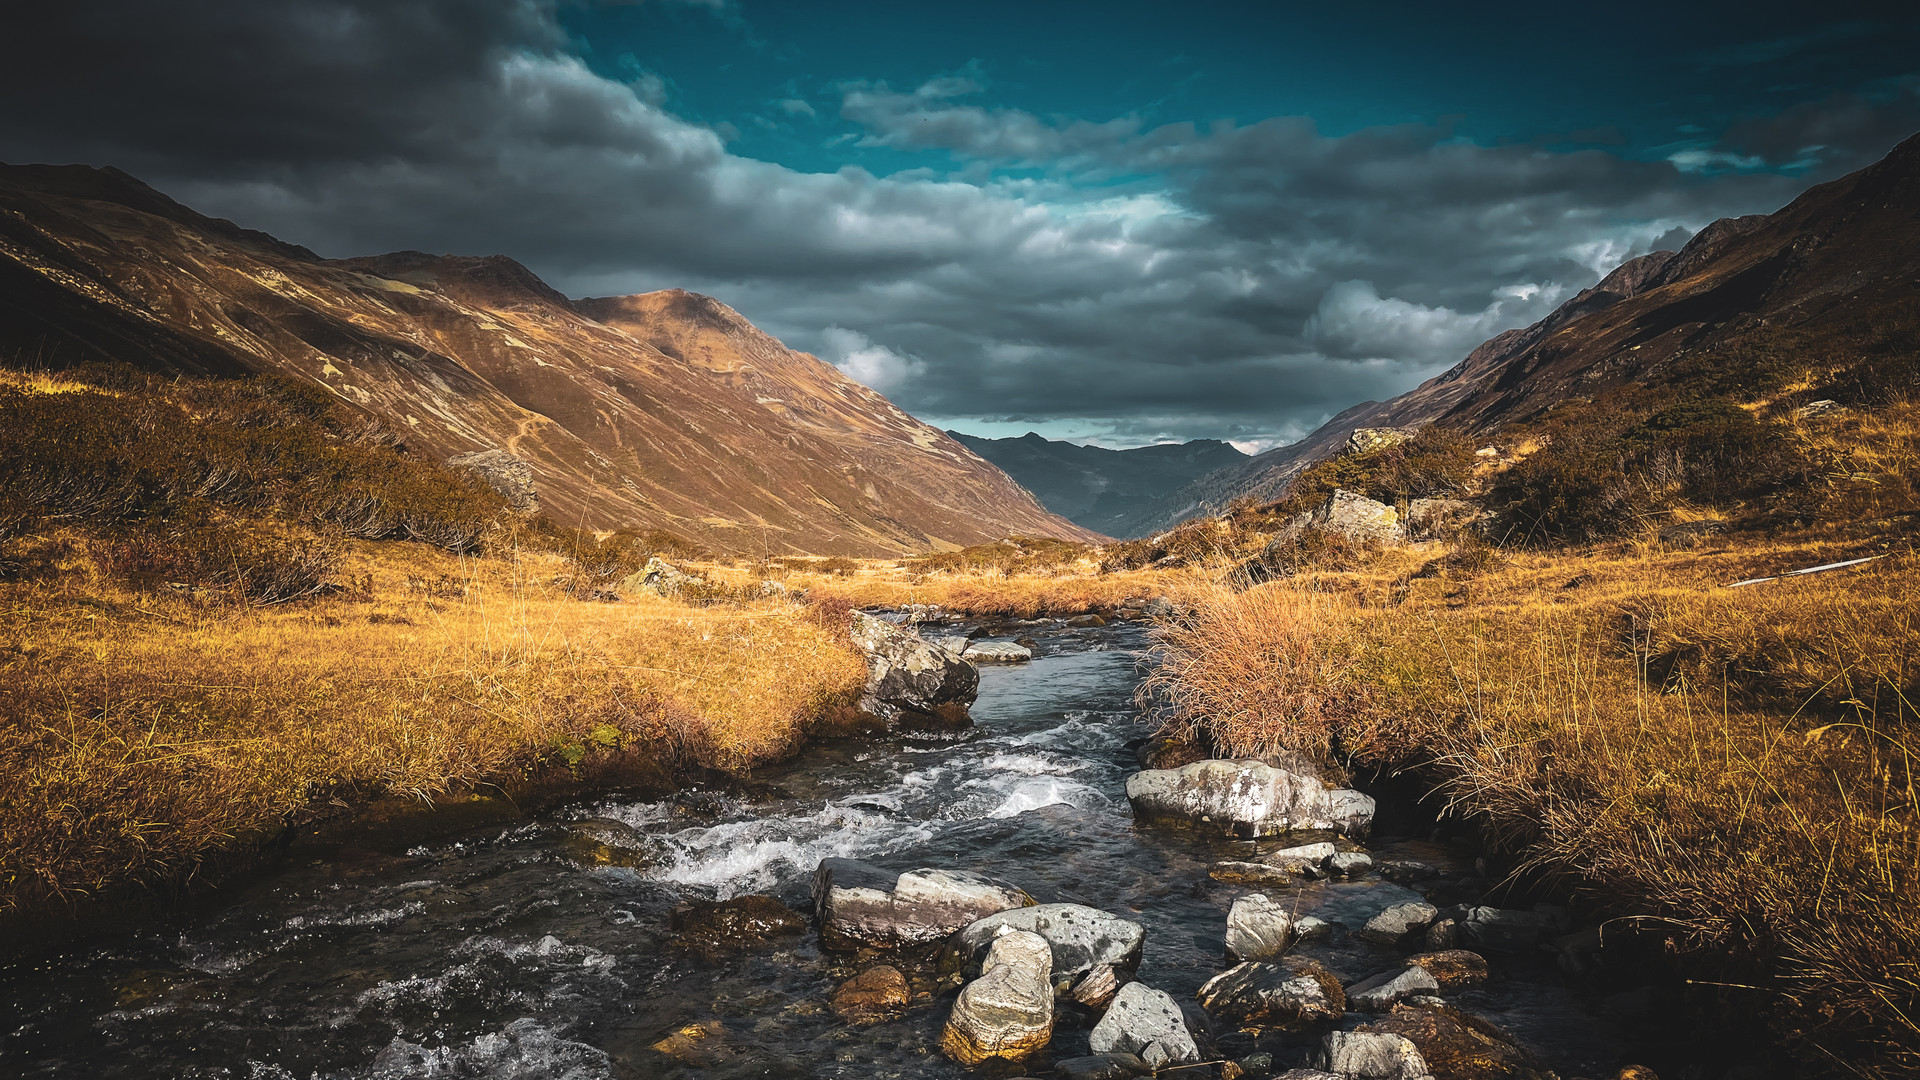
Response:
[1725, 554, 1884, 588]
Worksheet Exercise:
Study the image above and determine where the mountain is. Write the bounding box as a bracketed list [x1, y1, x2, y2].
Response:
[0, 164, 1101, 556]
[1118, 131, 1920, 536]
[946, 431, 1245, 537]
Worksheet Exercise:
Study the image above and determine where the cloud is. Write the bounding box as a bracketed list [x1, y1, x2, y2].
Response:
[0, 1, 1912, 450]
[819, 326, 922, 392]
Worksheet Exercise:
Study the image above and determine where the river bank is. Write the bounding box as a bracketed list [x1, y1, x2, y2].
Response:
[1, 618, 1666, 1080]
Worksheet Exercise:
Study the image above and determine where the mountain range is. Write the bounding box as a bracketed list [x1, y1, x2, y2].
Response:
[1113, 131, 1920, 537]
[944, 431, 1246, 537]
[0, 164, 1099, 556]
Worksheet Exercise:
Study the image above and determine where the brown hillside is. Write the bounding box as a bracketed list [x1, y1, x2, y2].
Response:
[1120, 131, 1920, 534]
[0, 164, 1098, 555]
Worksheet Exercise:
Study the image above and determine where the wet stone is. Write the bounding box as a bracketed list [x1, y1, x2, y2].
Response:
[1055, 1052, 1153, 1080]
[1361, 1000, 1542, 1079]
[814, 858, 1034, 951]
[1405, 950, 1488, 989]
[942, 930, 1055, 1067]
[1329, 852, 1374, 877]
[1448, 905, 1566, 951]
[830, 965, 909, 1025]
[669, 894, 808, 949]
[1089, 982, 1202, 1068]
[1358, 902, 1440, 944]
[1346, 966, 1441, 1011]
[1377, 859, 1437, 885]
[1318, 1030, 1432, 1079]
[1198, 958, 1347, 1032]
[1127, 759, 1376, 838]
[943, 903, 1145, 982]
[1212, 861, 1301, 886]
[1225, 892, 1294, 963]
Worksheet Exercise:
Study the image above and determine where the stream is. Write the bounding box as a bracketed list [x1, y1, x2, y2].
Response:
[1, 621, 1640, 1078]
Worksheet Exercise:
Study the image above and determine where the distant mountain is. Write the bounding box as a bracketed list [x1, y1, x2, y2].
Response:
[0, 164, 1101, 556]
[946, 431, 1246, 537]
[1119, 131, 1920, 536]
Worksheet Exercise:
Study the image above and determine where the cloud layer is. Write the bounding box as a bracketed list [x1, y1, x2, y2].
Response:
[3, 0, 1915, 447]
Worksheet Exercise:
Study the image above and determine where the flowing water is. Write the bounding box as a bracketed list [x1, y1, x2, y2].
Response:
[0, 621, 1635, 1078]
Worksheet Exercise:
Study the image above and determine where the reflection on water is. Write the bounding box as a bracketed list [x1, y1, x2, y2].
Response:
[0, 623, 1629, 1079]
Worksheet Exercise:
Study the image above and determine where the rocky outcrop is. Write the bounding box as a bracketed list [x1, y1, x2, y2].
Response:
[1127, 759, 1375, 838]
[942, 903, 1145, 983]
[1346, 428, 1417, 455]
[812, 859, 1033, 951]
[1088, 982, 1201, 1069]
[626, 556, 705, 598]
[831, 965, 909, 1025]
[1225, 892, 1294, 963]
[446, 449, 538, 511]
[1197, 958, 1347, 1032]
[848, 612, 980, 727]
[1312, 489, 1405, 543]
[941, 930, 1055, 1066]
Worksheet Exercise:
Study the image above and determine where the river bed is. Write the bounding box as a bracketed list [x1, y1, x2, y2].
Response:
[1, 621, 1641, 1078]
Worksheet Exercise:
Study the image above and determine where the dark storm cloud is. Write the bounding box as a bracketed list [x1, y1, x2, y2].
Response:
[3, 1, 1915, 448]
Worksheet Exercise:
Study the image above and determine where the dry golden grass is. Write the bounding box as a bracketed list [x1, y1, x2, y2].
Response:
[0, 537, 865, 916]
[722, 558, 1197, 619]
[1151, 532, 1919, 1073]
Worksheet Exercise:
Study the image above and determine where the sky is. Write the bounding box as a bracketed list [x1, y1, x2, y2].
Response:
[4, 2, 1918, 452]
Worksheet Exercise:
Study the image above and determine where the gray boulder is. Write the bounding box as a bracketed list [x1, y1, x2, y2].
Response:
[1318, 1031, 1433, 1079]
[966, 640, 1034, 663]
[940, 930, 1054, 1067]
[1345, 967, 1441, 1011]
[1312, 489, 1404, 543]
[1127, 760, 1375, 838]
[942, 903, 1144, 982]
[447, 449, 538, 511]
[1357, 902, 1440, 945]
[848, 611, 980, 726]
[1265, 840, 1338, 871]
[813, 859, 1032, 951]
[1088, 982, 1200, 1069]
[1197, 958, 1346, 1031]
[1346, 427, 1417, 455]
[1225, 892, 1293, 963]
[1329, 852, 1374, 877]
[626, 556, 705, 598]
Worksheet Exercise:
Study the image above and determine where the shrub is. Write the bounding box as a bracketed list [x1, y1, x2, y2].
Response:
[1275, 426, 1478, 515]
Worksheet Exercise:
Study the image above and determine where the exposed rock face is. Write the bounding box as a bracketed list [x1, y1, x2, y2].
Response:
[1312, 489, 1405, 543]
[812, 858, 1033, 951]
[848, 612, 980, 727]
[1318, 1031, 1433, 1080]
[628, 556, 703, 598]
[1197, 958, 1347, 1032]
[1346, 967, 1442, 1011]
[446, 449, 537, 511]
[1127, 760, 1376, 838]
[1346, 428, 1417, 455]
[943, 903, 1145, 982]
[941, 930, 1054, 1067]
[0, 165, 1102, 556]
[669, 895, 807, 949]
[1225, 892, 1294, 963]
[831, 965, 909, 1025]
[1088, 982, 1201, 1069]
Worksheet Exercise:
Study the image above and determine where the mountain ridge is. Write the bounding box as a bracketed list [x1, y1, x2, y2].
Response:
[0, 163, 1101, 555]
[946, 430, 1245, 537]
[1115, 131, 1920, 536]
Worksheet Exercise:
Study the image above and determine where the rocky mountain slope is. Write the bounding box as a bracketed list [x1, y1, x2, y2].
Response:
[1117, 131, 1920, 536]
[0, 164, 1099, 555]
[945, 431, 1245, 536]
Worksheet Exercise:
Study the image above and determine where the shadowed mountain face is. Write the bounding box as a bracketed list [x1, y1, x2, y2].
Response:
[0, 164, 1100, 556]
[946, 431, 1245, 537]
[1119, 131, 1920, 536]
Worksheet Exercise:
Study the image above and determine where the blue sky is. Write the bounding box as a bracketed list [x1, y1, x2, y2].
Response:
[5, 1, 1918, 450]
